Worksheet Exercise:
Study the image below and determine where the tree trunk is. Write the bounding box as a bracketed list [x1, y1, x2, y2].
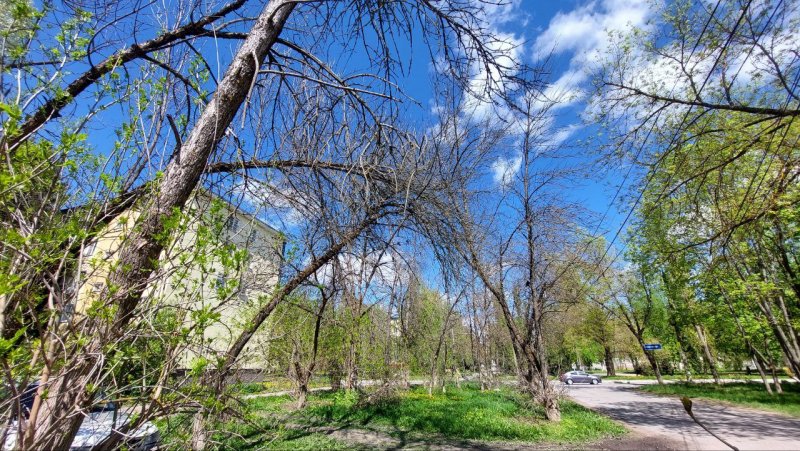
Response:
[694, 324, 720, 384]
[628, 353, 640, 373]
[665, 302, 692, 382]
[676, 344, 692, 382]
[27, 2, 297, 449]
[734, 258, 800, 377]
[719, 284, 773, 391]
[751, 353, 773, 395]
[346, 327, 358, 390]
[191, 411, 208, 451]
[542, 393, 561, 422]
[603, 345, 616, 376]
[643, 348, 664, 385]
[511, 339, 525, 387]
[769, 361, 784, 394]
[330, 363, 343, 391]
[759, 297, 800, 377]
[296, 383, 309, 409]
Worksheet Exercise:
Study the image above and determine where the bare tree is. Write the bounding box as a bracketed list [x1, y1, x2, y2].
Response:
[424, 92, 587, 422]
[1, 0, 538, 448]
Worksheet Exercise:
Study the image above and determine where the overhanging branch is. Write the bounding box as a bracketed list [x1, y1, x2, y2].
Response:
[606, 82, 800, 118]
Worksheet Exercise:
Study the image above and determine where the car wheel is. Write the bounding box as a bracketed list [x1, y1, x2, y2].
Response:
[591, 379, 598, 385]
[566, 379, 573, 385]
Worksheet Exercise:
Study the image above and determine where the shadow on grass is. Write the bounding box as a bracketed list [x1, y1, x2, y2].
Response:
[296, 384, 624, 444]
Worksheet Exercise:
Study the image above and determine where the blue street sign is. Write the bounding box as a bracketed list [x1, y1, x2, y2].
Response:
[643, 344, 662, 351]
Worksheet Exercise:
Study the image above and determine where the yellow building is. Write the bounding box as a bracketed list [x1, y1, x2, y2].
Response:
[72, 190, 284, 371]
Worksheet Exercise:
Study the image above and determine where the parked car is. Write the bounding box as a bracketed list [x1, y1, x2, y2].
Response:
[560, 370, 602, 385]
[3, 383, 159, 450]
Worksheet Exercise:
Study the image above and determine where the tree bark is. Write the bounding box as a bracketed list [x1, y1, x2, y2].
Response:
[603, 345, 616, 376]
[346, 317, 359, 391]
[751, 352, 773, 395]
[663, 291, 693, 382]
[694, 324, 721, 384]
[28, 2, 297, 449]
[191, 411, 208, 451]
[642, 347, 664, 385]
[769, 360, 784, 394]
[672, 326, 693, 382]
[296, 382, 309, 409]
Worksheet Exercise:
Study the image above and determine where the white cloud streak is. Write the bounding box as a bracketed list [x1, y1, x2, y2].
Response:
[533, 0, 655, 110]
[491, 153, 523, 187]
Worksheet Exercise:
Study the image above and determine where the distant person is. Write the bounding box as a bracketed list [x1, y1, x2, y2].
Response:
[746, 365, 751, 375]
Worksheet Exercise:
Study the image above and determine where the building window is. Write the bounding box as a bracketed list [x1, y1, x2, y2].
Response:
[82, 241, 97, 258]
[225, 215, 239, 233]
[236, 292, 249, 305]
[59, 303, 75, 323]
[247, 228, 258, 246]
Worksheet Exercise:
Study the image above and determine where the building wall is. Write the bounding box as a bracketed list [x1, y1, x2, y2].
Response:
[74, 191, 284, 370]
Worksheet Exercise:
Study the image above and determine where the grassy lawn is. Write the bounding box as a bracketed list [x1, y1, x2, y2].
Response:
[232, 376, 331, 395]
[300, 384, 625, 443]
[602, 372, 772, 381]
[640, 381, 800, 417]
[158, 385, 625, 448]
[155, 397, 344, 450]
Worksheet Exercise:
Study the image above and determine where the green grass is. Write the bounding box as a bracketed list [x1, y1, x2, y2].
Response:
[300, 384, 625, 443]
[640, 381, 800, 417]
[602, 372, 773, 381]
[155, 395, 344, 450]
[232, 376, 330, 395]
[157, 385, 625, 448]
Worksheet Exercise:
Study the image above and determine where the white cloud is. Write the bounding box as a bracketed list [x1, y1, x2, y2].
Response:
[473, 0, 524, 27]
[232, 180, 306, 229]
[462, 32, 524, 123]
[533, 0, 655, 112]
[534, 3, 599, 56]
[450, 0, 533, 125]
[545, 123, 582, 147]
[311, 249, 410, 298]
[532, 69, 589, 112]
[491, 153, 523, 187]
[535, 0, 652, 64]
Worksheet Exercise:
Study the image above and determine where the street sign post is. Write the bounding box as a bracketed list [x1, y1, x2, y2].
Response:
[643, 344, 662, 351]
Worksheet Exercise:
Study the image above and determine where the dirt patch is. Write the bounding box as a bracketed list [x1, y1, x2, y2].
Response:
[588, 431, 686, 450]
[289, 423, 679, 450]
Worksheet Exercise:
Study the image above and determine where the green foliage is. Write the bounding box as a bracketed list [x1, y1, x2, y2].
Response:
[155, 409, 344, 451]
[400, 284, 451, 373]
[260, 292, 332, 374]
[641, 382, 800, 417]
[160, 386, 625, 448]
[629, 110, 800, 376]
[0, 328, 26, 359]
[0, 0, 43, 61]
[302, 385, 625, 443]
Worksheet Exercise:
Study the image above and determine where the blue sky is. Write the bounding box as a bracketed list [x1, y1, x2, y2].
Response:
[41, 0, 655, 258]
[229, 0, 658, 261]
[385, 0, 657, 248]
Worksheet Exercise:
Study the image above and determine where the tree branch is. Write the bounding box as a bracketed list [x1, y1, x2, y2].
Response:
[606, 82, 800, 118]
[3, 0, 250, 156]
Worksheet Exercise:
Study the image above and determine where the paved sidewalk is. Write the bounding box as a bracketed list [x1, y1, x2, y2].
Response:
[566, 382, 800, 450]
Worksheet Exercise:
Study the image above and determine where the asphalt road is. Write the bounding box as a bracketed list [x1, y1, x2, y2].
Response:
[565, 381, 800, 450]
